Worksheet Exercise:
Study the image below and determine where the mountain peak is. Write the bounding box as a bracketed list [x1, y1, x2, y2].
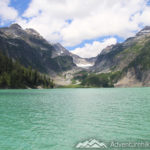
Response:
[142, 26, 150, 31]
[9, 23, 22, 30]
[136, 26, 150, 36]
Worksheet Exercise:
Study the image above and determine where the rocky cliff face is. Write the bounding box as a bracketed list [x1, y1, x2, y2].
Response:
[0, 24, 76, 75]
[93, 26, 150, 87]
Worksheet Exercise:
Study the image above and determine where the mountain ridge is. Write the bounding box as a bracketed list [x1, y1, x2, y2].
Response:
[0, 24, 150, 87]
[0, 24, 77, 75]
[88, 26, 150, 87]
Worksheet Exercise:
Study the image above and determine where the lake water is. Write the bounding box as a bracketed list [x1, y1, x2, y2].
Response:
[0, 88, 150, 150]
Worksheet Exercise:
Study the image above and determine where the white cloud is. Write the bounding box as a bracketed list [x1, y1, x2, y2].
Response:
[71, 38, 117, 58]
[132, 6, 150, 26]
[16, 0, 150, 47]
[1, 0, 150, 59]
[0, 0, 18, 23]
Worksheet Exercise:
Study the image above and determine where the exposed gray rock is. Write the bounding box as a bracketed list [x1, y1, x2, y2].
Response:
[136, 26, 150, 36]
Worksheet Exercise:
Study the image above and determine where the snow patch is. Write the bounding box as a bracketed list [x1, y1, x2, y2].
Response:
[76, 63, 94, 68]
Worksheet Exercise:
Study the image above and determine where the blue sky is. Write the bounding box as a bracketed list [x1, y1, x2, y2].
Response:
[10, 0, 30, 16]
[0, 0, 150, 58]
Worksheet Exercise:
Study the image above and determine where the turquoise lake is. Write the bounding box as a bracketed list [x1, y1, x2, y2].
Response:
[0, 88, 150, 150]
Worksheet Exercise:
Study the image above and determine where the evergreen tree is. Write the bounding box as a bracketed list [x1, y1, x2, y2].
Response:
[0, 52, 54, 89]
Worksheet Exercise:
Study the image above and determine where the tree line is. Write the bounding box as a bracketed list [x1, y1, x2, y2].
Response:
[0, 52, 54, 89]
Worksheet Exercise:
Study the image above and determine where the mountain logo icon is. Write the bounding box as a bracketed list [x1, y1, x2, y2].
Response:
[76, 139, 107, 149]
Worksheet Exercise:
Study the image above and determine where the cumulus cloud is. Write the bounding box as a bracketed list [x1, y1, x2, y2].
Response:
[1, 0, 150, 57]
[71, 38, 117, 58]
[16, 0, 150, 47]
[0, 0, 18, 23]
[132, 5, 150, 25]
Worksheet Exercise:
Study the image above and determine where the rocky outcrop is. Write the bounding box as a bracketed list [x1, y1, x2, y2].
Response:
[115, 68, 150, 87]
